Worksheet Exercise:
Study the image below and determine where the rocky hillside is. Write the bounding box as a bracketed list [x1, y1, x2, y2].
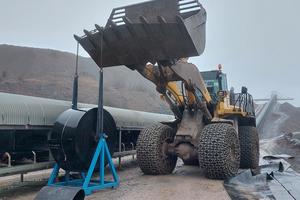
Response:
[279, 102, 300, 133]
[0, 44, 170, 114]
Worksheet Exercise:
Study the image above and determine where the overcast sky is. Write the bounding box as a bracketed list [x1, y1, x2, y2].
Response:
[1, 0, 300, 106]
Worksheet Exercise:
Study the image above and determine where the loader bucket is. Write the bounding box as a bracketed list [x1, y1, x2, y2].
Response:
[75, 0, 206, 68]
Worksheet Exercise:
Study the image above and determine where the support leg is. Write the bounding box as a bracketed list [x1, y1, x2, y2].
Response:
[83, 139, 103, 189]
[20, 174, 24, 182]
[100, 141, 105, 185]
[48, 163, 60, 185]
[118, 129, 122, 169]
[104, 141, 119, 184]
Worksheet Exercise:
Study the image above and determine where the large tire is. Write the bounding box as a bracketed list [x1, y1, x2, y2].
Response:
[136, 123, 177, 175]
[239, 126, 259, 169]
[198, 123, 240, 179]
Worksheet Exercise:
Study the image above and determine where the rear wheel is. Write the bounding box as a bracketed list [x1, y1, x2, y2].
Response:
[198, 123, 240, 179]
[239, 126, 259, 169]
[136, 124, 177, 175]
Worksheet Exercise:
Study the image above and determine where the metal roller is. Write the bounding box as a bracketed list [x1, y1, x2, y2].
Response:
[48, 108, 117, 171]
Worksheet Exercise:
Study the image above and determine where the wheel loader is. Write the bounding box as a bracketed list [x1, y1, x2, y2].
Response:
[75, 0, 259, 179]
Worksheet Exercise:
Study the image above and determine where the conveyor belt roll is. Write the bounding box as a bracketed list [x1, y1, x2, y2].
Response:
[49, 108, 117, 171]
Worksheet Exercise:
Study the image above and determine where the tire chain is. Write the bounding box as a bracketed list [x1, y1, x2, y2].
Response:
[198, 123, 240, 179]
[136, 123, 177, 175]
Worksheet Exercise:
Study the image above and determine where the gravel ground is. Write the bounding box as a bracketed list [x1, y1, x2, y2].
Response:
[0, 171, 50, 200]
[0, 158, 230, 200]
[87, 159, 229, 200]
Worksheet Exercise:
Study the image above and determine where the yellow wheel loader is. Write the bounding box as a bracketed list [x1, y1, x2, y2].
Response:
[75, 0, 259, 179]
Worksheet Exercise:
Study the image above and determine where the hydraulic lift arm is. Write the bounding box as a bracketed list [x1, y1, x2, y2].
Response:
[131, 59, 213, 120]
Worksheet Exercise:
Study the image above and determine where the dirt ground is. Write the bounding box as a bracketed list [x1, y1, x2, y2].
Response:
[0, 159, 230, 200]
[87, 160, 229, 200]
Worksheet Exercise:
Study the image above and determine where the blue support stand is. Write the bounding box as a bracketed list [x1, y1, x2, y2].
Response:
[47, 136, 119, 195]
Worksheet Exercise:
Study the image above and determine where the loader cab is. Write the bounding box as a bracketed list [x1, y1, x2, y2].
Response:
[201, 70, 228, 101]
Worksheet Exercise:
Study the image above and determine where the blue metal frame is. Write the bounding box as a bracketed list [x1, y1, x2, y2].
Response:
[47, 136, 119, 195]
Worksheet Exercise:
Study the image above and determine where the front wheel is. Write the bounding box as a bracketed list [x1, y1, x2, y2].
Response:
[198, 123, 240, 179]
[136, 123, 177, 175]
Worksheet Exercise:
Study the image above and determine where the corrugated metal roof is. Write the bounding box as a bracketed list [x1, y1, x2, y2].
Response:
[0, 92, 71, 126]
[0, 92, 174, 128]
[105, 106, 174, 129]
